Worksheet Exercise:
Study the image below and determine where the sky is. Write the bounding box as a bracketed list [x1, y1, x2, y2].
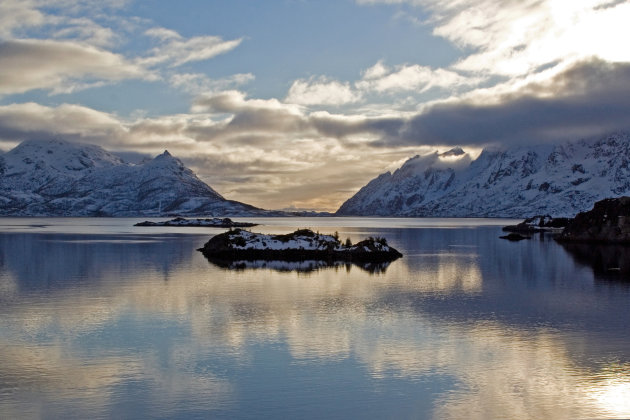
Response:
[1, 0, 630, 211]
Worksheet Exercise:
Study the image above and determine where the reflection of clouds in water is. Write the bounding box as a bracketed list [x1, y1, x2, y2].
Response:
[0, 343, 141, 418]
[0, 271, 18, 296]
[138, 349, 233, 418]
[0, 340, 233, 418]
[432, 325, 614, 420]
[405, 253, 482, 293]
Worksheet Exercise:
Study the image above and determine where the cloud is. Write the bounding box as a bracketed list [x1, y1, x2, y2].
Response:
[170, 72, 254, 94]
[52, 17, 120, 47]
[142, 28, 243, 67]
[0, 102, 127, 144]
[285, 77, 362, 106]
[0, 0, 131, 46]
[393, 59, 630, 146]
[0, 0, 46, 38]
[357, 61, 480, 94]
[0, 39, 146, 95]
[191, 90, 308, 135]
[358, 0, 630, 78]
[144, 27, 182, 41]
[0, 4, 246, 96]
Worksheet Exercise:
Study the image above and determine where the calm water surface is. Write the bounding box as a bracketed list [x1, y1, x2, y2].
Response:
[0, 217, 629, 419]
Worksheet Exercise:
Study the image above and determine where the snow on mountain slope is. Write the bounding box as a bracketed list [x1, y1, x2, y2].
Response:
[0, 139, 263, 216]
[336, 133, 630, 218]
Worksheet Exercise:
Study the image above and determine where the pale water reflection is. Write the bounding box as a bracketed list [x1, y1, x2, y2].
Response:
[0, 218, 628, 419]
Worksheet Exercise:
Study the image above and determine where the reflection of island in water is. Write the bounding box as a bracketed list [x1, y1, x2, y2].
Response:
[204, 257, 392, 274]
[559, 242, 630, 281]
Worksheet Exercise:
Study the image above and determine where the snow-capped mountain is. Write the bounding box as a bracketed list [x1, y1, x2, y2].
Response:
[336, 133, 630, 218]
[0, 139, 264, 216]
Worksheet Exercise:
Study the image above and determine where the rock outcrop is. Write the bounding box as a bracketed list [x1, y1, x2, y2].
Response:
[556, 197, 630, 243]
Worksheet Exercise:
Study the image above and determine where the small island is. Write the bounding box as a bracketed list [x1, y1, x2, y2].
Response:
[197, 228, 403, 263]
[135, 217, 258, 228]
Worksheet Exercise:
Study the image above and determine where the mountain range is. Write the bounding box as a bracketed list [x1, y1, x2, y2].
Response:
[336, 133, 630, 218]
[0, 139, 267, 216]
[3, 134, 630, 218]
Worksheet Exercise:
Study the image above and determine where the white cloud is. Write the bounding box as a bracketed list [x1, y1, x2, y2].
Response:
[170, 72, 254, 94]
[357, 61, 479, 94]
[358, 0, 630, 78]
[0, 0, 45, 38]
[0, 0, 130, 46]
[285, 77, 362, 106]
[142, 28, 243, 68]
[144, 27, 182, 41]
[52, 17, 120, 47]
[0, 39, 147, 96]
[362, 60, 389, 80]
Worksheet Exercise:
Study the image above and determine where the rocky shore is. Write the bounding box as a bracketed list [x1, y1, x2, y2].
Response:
[556, 197, 630, 243]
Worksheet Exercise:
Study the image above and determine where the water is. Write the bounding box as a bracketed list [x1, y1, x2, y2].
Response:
[0, 217, 629, 419]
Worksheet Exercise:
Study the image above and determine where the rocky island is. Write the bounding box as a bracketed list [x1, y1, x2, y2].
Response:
[197, 228, 403, 263]
[135, 217, 258, 228]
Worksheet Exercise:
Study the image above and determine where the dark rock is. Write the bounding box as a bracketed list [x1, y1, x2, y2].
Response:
[556, 197, 630, 243]
[500, 233, 531, 241]
[135, 217, 258, 228]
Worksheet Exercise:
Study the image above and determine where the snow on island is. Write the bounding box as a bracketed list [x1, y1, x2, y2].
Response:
[197, 228, 403, 263]
[135, 217, 258, 228]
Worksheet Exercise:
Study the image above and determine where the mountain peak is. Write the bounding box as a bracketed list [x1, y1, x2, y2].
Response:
[441, 147, 465, 157]
[162, 150, 171, 157]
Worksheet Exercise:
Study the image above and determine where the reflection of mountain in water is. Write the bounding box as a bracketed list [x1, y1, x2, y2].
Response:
[559, 242, 630, 282]
[205, 257, 391, 274]
[0, 232, 201, 292]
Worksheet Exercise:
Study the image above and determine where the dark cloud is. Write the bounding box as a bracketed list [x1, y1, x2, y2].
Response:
[389, 59, 630, 147]
[0, 103, 126, 147]
[310, 113, 404, 139]
[190, 60, 630, 149]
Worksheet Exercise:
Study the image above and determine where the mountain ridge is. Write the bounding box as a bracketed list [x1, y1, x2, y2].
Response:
[336, 132, 630, 218]
[0, 139, 266, 217]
